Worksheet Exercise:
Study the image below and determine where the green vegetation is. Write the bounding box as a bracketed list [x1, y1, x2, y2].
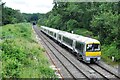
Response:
[1, 3, 44, 26]
[2, 5, 25, 25]
[102, 44, 120, 65]
[73, 28, 93, 38]
[38, 2, 120, 64]
[1, 23, 56, 78]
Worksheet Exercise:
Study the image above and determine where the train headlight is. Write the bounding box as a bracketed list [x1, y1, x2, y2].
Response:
[86, 57, 90, 61]
[97, 57, 101, 60]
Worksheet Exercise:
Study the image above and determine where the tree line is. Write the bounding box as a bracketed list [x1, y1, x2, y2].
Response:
[1, 2, 44, 25]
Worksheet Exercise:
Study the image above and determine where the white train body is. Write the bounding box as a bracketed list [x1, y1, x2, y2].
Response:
[41, 26, 101, 63]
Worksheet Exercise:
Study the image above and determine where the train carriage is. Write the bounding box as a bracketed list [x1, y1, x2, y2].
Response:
[41, 26, 59, 40]
[58, 31, 74, 50]
[41, 26, 101, 63]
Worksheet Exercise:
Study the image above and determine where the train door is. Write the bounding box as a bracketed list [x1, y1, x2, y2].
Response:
[72, 40, 76, 53]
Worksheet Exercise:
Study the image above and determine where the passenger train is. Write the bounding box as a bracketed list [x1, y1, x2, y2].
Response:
[40, 26, 101, 63]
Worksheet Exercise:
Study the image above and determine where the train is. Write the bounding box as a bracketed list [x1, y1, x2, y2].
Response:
[40, 26, 101, 63]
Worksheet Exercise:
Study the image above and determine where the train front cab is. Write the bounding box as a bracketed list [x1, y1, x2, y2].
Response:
[84, 42, 101, 63]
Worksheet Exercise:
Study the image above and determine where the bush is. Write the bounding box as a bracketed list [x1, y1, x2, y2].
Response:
[102, 43, 120, 62]
[1, 23, 56, 78]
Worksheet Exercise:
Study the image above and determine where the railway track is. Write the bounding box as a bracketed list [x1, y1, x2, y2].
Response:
[33, 26, 120, 80]
[34, 26, 86, 79]
[96, 61, 120, 79]
[88, 64, 118, 80]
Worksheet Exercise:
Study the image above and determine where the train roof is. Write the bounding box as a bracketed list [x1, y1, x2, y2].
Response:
[41, 26, 100, 44]
[58, 31, 100, 44]
[41, 26, 60, 33]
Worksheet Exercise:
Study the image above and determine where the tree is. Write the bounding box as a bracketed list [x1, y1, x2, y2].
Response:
[2, 3, 25, 25]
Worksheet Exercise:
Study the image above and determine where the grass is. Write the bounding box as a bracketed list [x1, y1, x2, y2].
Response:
[1, 23, 56, 78]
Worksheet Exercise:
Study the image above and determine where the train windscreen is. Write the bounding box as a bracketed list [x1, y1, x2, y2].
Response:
[86, 44, 100, 52]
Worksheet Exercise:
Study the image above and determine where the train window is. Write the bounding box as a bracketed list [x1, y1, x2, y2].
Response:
[54, 33, 56, 37]
[75, 42, 84, 53]
[63, 36, 73, 46]
[49, 31, 53, 36]
[44, 29, 47, 32]
[58, 35, 61, 40]
[86, 44, 100, 52]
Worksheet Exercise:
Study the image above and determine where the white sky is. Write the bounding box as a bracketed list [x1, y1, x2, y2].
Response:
[2, 0, 54, 13]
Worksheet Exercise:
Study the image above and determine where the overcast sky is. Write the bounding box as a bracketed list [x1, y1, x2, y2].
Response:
[2, 0, 54, 13]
